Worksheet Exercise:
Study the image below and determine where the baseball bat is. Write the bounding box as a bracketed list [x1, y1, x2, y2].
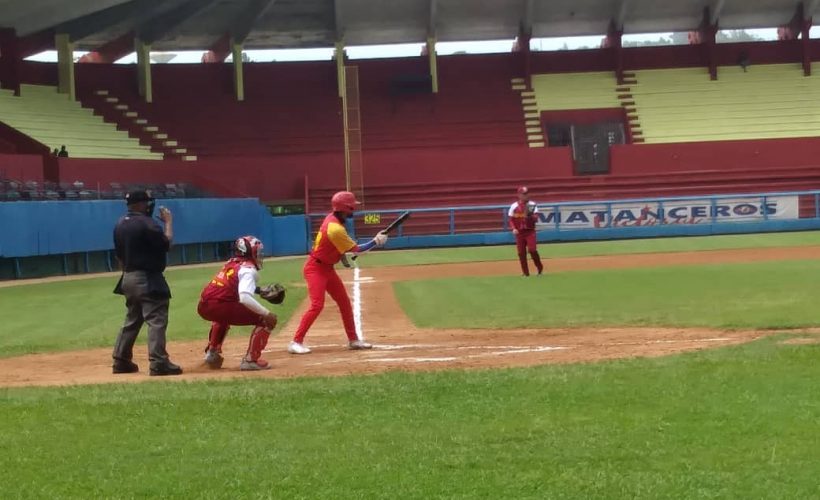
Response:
[351, 211, 411, 261]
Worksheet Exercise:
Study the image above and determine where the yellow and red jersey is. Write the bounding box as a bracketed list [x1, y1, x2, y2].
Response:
[310, 213, 359, 265]
[201, 258, 255, 302]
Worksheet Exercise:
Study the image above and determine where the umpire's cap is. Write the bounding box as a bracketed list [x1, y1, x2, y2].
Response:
[125, 190, 153, 204]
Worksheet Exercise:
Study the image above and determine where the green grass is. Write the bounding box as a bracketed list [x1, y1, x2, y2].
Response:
[0, 259, 307, 358]
[1, 337, 818, 499]
[364, 231, 820, 267]
[395, 260, 820, 330]
[2, 231, 819, 357]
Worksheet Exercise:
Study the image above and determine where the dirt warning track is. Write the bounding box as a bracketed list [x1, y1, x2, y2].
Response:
[0, 246, 817, 388]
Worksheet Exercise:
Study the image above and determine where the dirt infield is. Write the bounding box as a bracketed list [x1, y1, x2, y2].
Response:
[0, 246, 816, 388]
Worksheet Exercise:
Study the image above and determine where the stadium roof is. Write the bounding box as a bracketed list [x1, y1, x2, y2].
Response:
[1, 0, 817, 51]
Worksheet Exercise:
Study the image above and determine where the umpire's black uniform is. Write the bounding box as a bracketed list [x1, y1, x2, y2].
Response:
[112, 191, 181, 376]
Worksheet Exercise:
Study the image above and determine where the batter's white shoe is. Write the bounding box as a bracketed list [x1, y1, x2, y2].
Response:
[288, 341, 312, 354]
[348, 339, 373, 350]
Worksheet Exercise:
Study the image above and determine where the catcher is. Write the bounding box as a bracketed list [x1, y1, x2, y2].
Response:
[197, 235, 285, 371]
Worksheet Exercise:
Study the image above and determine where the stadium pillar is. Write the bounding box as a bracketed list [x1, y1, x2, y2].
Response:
[426, 37, 439, 93]
[603, 21, 624, 84]
[335, 41, 346, 97]
[513, 31, 532, 89]
[55, 33, 75, 101]
[0, 29, 21, 96]
[778, 3, 813, 76]
[136, 39, 153, 103]
[231, 40, 245, 101]
[691, 7, 718, 80]
[802, 19, 812, 76]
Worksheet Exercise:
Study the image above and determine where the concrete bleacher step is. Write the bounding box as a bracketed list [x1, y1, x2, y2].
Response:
[94, 90, 109, 96]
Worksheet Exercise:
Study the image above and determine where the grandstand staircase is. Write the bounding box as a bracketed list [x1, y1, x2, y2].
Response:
[511, 77, 545, 148]
[0, 85, 162, 159]
[617, 72, 644, 143]
[81, 90, 196, 161]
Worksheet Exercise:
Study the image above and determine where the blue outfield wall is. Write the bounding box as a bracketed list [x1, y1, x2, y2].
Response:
[0, 198, 309, 259]
[3, 191, 820, 265]
[336, 190, 820, 250]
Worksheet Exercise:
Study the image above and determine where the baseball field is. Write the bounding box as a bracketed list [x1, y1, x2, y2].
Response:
[1, 232, 820, 498]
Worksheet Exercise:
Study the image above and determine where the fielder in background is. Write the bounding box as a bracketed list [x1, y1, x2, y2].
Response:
[198, 236, 284, 371]
[508, 186, 544, 277]
[289, 191, 388, 354]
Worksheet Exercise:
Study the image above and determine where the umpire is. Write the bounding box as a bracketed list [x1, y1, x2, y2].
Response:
[112, 190, 182, 376]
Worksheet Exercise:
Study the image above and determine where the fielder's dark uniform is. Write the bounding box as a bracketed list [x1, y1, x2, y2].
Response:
[112, 202, 177, 374]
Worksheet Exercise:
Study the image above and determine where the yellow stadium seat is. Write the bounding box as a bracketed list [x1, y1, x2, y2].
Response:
[0, 85, 163, 160]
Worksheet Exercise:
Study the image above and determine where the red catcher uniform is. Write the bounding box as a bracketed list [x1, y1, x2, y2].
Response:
[291, 191, 385, 353]
[508, 186, 544, 276]
[197, 236, 276, 370]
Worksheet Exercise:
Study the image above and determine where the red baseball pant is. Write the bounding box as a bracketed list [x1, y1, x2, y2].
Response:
[198, 300, 269, 352]
[293, 258, 357, 344]
[516, 231, 543, 276]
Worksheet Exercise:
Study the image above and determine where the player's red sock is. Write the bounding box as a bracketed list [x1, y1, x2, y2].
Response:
[518, 252, 530, 276]
[531, 251, 544, 274]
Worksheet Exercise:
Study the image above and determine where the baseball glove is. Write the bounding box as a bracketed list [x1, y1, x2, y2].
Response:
[257, 284, 286, 304]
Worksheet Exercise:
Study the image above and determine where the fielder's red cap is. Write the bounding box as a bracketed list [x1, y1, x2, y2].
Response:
[517, 186, 529, 195]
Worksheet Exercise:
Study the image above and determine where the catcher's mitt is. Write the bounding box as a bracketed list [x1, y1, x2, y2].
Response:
[257, 283, 286, 304]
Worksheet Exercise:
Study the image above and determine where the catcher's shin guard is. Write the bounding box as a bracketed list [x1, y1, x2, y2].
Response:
[245, 326, 271, 366]
[207, 323, 230, 352]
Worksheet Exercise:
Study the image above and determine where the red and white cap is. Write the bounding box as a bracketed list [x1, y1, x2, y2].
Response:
[517, 186, 529, 195]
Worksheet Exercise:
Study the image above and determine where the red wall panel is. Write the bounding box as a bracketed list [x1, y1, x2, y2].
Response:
[610, 137, 820, 175]
[0, 153, 44, 181]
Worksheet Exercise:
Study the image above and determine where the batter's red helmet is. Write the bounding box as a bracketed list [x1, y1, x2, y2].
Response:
[235, 235, 264, 269]
[331, 191, 360, 212]
[517, 186, 529, 195]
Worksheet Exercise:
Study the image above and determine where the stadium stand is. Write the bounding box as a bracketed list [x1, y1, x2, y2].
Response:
[0, 85, 162, 160]
[358, 56, 526, 150]
[632, 64, 820, 143]
[73, 56, 526, 157]
[530, 71, 621, 111]
[79, 89, 194, 161]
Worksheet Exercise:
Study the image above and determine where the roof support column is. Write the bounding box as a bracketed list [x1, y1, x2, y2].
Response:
[0, 29, 21, 96]
[335, 41, 346, 98]
[690, 7, 718, 80]
[55, 33, 75, 100]
[426, 37, 439, 93]
[514, 30, 532, 90]
[231, 39, 244, 101]
[779, 2, 813, 76]
[602, 21, 624, 84]
[135, 38, 152, 103]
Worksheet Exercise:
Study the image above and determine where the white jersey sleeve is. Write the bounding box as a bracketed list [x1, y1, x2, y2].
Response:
[237, 266, 269, 316]
[508, 202, 518, 217]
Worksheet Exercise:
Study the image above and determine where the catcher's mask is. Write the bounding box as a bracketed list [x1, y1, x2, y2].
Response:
[235, 235, 264, 269]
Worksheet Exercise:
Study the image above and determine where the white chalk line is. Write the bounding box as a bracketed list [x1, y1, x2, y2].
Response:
[353, 265, 363, 341]
[297, 336, 743, 366]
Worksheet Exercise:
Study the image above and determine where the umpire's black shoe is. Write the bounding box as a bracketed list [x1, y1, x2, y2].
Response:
[112, 360, 139, 374]
[149, 361, 183, 377]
